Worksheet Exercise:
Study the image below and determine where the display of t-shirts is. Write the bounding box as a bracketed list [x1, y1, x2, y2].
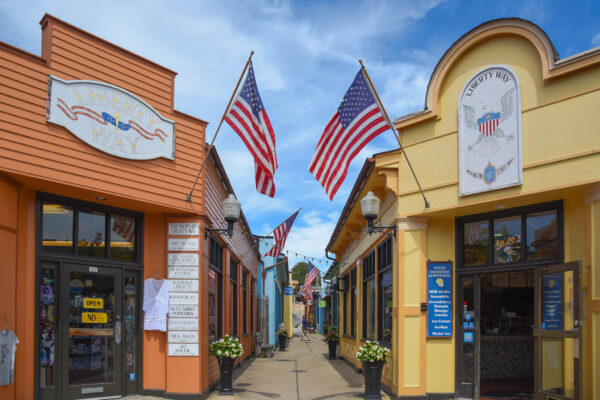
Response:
[143, 278, 169, 331]
[0, 329, 19, 386]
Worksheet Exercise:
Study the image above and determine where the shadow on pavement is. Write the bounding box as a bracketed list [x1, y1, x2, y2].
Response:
[230, 388, 282, 398]
[308, 391, 364, 399]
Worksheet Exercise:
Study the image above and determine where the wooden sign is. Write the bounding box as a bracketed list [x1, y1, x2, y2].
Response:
[168, 223, 199, 236]
[168, 343, 199, 357]
[168, 253, 199, 267]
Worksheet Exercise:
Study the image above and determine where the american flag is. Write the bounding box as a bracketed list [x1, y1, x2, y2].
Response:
[225, 61, 277, 197]
[303, 262, 320, 295]
[112, 216, 135, 243]
[264, 210, 299, 257]
[208, 268, 216, 281]
[309, 69, 389, 200]
[304, 285, 313, 302]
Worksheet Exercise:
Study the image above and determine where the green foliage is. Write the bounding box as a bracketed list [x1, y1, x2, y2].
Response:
[277, 329, 290, 338]
[291, 261, 308, 285]
[356, 341, 390, 363]
[209, 335, 244, 359]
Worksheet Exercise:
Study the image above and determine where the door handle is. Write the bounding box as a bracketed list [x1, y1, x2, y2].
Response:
[115, 320, 122, 344]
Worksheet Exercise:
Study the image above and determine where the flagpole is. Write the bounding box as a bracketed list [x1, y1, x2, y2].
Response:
[186, 50, 255, 202]
[359, 59, 430, 209]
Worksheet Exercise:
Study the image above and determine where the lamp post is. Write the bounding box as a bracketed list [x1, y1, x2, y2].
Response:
[205, 194, 241, 239]
[360, 191, 396, 237]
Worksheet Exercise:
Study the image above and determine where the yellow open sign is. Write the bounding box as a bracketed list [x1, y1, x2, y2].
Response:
[81, 312, 108, 323]
[84, 298, 104, 309]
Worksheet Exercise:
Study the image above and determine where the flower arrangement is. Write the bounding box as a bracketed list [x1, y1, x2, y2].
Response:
[277, 329, 290, 338]
[323, 321, 332, 334]
[356, 341, 390, 363]
[325, 329, 340, 342]
[209, 335, 244, 359]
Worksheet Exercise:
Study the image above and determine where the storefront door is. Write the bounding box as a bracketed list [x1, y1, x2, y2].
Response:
[457, 274, 478, 399]
[60, 264, 123, 399]
[534, 261, 582, 400]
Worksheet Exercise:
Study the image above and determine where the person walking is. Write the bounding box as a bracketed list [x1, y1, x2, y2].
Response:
[302, 316, 310, 341]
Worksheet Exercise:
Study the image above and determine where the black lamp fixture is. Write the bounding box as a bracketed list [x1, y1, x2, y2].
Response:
[205, 194, 241, 239]
[360, 191, 396, 237]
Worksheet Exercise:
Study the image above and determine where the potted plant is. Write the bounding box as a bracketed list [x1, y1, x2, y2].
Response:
[356, 341, 390, 400]
[324, 327, 339, 359]
[323, 321, 332, 334]
[209, 335, 244, 395]
[276, 329, 289, 351]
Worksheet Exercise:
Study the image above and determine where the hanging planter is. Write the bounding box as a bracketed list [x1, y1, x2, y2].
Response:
[209, 335, 244, 395]
[356, 341, 390, 400]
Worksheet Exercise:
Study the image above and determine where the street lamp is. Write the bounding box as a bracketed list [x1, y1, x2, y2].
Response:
[360, 191, 396, 237]
[205, 194, 241, 239]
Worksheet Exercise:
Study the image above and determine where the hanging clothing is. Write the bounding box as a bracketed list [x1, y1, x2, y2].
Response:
[0, 329, 19, 386]
[143, 278, 169, 331]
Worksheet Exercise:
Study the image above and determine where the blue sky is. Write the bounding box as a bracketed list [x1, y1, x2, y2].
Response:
[1, 0, 599, 271]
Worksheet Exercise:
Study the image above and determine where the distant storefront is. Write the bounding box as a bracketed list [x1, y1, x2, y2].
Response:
[0, 15, 257, 400]
[327, 19, 600, 399]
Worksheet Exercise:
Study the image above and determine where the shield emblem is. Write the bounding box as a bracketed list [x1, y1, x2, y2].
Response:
[477, 112, 500, 137]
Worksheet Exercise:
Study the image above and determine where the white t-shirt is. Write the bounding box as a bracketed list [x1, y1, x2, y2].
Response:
[143, 278, 169, 331]
[0, 330, 18, 386]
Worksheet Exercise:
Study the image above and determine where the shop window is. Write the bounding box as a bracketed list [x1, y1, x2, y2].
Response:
[230, 259, 238, 336]
[39, 263, 57, 390]
[251, 280, 255, 333]
[343, 276, 349, 336]
[458, 201, 562, 268]
[123, 274, 137, 387]
[110, 215, 136, 261]
[350, 267, 356, 337]
[209, 236, 223, 340]
[78, 210, 106, 258]
[377, 237, 393, 343]
[242, 270, 248, 335]
[42, 202, 74, 253]
[362, 251, 375, 340]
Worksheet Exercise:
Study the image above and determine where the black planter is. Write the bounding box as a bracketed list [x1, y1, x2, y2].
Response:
[362, 360, 384, 400]
[218, 357, 236, 395]
[278, 335, 288, 351]
[327, 340, 337, 359]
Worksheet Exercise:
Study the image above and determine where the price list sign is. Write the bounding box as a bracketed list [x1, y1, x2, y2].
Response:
[427, 261, 453, 338]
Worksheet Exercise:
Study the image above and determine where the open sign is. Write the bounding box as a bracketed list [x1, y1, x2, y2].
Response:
[84, 298, 104, 309]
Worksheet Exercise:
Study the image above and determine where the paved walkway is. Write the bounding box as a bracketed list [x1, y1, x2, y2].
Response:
[206, 333, 392, 400]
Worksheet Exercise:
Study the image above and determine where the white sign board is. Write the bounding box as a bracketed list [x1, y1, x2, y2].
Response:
[168, 223, 199, 236]
[168, 266, 199, 279]
[169, 292, 199, 305]
[458, 65, 522, 196]
[168, 331, 199, 343]
[169, 305, 199, 318]
[169, 279, 199, 292]
[168, 343, 199, 357]
[168, 317, 199, 331]
[46, 76, 175, 160]
[168, 253, 199, 267]
[168, 238, 199, 251]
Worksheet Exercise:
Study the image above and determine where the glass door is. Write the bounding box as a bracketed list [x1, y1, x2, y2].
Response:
[534, 261, 582, 400]
[61, 264, 122, 399]
[456, 274, 479, 399]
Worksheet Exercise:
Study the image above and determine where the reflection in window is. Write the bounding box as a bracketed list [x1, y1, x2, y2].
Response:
[379, 270, 393, 343]
[494, 216, 521, 264]
[78, 211, 106, 257]
[124, 276, 136, 380]
[42, 203, 74, 253]
[527, 211, 557, 260]
[464, 221, 489, 266]
[39, 265, 56, 388]
[362, 251, 375, 340]
[110, 215, 135, 261]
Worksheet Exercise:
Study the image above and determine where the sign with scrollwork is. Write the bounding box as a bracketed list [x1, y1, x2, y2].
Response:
[47, 76, 175, 160]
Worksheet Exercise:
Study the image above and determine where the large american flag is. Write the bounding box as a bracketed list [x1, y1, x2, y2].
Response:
[264, 210, 299, 257]
[309, 69, 389, 200]
[303, 261, 320, 297]
[225, 61, 277, 197]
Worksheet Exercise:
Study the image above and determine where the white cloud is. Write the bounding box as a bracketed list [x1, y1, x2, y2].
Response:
[592, 33, 600, 47]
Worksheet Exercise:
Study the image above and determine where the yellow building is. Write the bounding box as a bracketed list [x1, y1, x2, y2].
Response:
[326, 19, 600, 400]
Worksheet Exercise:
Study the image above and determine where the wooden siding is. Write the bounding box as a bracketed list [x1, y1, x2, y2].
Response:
[0, 15, 207, 212]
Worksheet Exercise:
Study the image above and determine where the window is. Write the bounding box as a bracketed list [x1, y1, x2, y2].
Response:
[350, 267, 356, 337]
[458, 201, 562, 268]
[242, 270, 248, 335]
[40, 195, 140, 262]
[362, 251, 376, 340]
[230, 259, 238, 336]
[250, 280, 255, 333]
[378, 237, 393, 343]
[209, 236, 223, 340]
[343, 275, 349, 335]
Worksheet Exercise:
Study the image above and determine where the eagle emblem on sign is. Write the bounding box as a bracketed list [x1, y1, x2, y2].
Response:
[462, 88, 515, 157]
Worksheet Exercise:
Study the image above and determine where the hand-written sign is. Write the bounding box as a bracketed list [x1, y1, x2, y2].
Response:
[169, 305, 199, 318]
[46, 76, 175, 160]
[168, 331, 199, 343]
[168, 266, 199, 279]
[427, 261, 453, 338]
[169, 279, 199, 292]
[168, 238, 199, 251]
[168, 223, 199, 236]
[168, 253, 199, 267]
[168, 318, 198, 331]
[83, 298, 104, 309]
[169, 292, 199, 305]
[168, 343, 199, 357]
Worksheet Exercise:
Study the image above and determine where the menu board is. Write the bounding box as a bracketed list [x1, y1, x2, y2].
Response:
[427, 261, 453, 338]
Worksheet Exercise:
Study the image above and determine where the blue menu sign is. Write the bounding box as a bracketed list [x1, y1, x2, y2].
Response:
[427, 261, 453, 337]
[542, 273, 563, 330]
[283, 286, 294, 296]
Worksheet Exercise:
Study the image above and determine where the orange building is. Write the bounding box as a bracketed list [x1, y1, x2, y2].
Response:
[0, 14, 257, 400]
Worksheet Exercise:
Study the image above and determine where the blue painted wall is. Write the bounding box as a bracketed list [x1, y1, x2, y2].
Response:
[259, 238, 283, 346]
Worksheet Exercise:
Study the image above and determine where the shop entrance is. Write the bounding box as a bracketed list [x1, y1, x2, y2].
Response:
[457, 262, 581, 400]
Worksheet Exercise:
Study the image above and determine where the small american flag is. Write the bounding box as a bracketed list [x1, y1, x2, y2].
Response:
[264, 210, 299, 258]
[304, 285, 313, 302]
[309, 69, 389, 200]
[225, 61, 277, 197]
[208, 269, 216, 281]
[303, 262, 320, 294]
[112, 216, 135, 243]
